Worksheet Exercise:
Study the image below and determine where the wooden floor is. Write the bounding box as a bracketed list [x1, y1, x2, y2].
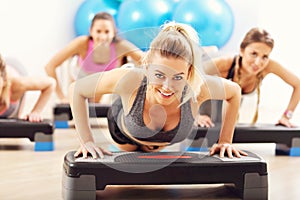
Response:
[1, 119, 300, 200]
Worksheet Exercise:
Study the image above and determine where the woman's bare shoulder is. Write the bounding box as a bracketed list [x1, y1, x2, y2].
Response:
[115, 40, 140, 53]
[113, 67, 145, 92]
[214, 56, 235, 70]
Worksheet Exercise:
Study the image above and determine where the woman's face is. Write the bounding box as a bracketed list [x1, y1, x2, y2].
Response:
[147, 54, 190, 105]
[90, 19, 115, 45]
[240, 42, 272, 75]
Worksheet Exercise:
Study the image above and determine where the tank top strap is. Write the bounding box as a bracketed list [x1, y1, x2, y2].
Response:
[226, 55, 238, 80]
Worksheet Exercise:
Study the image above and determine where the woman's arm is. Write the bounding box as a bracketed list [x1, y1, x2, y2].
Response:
[218, 79, 241, 144]
[197, 56, 237, 127]
[116, 40, 145, 66]
[267, 60, 300, 127]
[203, 56, 233, 77]
[45, 36, 88, 101]
[69, 68, 136, 158]
[15, 76, 56, 122]
[200, 75, 247, 157]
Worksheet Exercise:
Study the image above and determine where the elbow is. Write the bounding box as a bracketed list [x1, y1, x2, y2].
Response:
[45, 64, 56, 77]
[49, 77, 56, 91]
[229, 82, 242, 103]
[234, 82, 242, 97]
[45, 65, 51, 76]
[42, 77, 56, 93]
[294, 79, 300, 91]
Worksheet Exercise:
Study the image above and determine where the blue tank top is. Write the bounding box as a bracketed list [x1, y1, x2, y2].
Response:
[115, 77, 195, 144]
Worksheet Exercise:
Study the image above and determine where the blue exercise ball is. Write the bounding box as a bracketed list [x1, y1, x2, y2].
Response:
[117, 0, 175, 49]
[173, 0, 234, 48]
[74, 0, 120, 36]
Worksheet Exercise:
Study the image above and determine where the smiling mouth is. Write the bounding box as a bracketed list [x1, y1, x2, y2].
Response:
[158, 89, 174, 98]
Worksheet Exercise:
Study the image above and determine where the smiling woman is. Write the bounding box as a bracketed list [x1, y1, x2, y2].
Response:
[199, 27, 300, 128]
[69, 21, 247, 159]
[45, 12, 144, 103]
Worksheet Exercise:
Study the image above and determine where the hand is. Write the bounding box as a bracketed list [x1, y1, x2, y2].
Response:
[277, 117, 295, 128]
[209, 143, 248, 158]
[194, 114, 215, 128]
[23, 112, 43, 122]
[74, 141, 112, 159]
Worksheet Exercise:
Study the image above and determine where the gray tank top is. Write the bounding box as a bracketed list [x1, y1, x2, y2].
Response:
[116, 77, 195, 144]
[0, 101, 20, 118]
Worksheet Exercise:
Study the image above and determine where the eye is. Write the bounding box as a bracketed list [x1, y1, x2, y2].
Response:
[251, 52, 257, 57]
[262, 55, 269, 61]
[173, 75, 183, 81]
[155, 73, 164, 79]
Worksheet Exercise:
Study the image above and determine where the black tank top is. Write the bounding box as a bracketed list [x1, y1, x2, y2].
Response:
[115, 77, 195, 144]
[226, 55, 239, 80]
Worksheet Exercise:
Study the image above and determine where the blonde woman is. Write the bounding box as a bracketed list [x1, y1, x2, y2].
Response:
[69, 22, 247, 159]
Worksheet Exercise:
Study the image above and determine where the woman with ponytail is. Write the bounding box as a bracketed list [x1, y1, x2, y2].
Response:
[198, 28, 300, 128]
[69, 21, 247, 159]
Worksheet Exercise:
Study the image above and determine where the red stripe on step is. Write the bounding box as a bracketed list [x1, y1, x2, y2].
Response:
[137, 155, 191, 159]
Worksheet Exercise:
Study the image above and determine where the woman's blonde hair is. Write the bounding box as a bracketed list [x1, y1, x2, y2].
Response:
[0, 54, 10, 108]
[142, 21, 203, 104]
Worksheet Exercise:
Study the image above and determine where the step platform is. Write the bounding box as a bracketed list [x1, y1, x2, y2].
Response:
[62, 151, 268, 200]
[0, 118, 54, 151]
[183, 123, 300, 156]
[54, 103, 111, 128]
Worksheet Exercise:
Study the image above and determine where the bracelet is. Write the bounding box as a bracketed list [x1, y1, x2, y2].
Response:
[284, 110, 293, 119]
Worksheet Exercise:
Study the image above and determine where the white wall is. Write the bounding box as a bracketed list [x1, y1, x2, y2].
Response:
[256, 0, 300, 123]
[254, 0, 300, 123]
[0, 0, 84, 117]
[0, 0, 299, 123]
[0, 0, 83, 75]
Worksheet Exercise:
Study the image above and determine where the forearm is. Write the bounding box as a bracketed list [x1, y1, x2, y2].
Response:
[55, 82, 66, 100]
[285, 87, 300, 112]
[30, 82, 55, 114]
[219, 92, 241, 144]
[69, 83, 94, 144]
[45, 62, 65, 100]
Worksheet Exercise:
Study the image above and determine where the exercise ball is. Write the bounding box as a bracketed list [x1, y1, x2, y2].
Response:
[117, 0, 175, 49]
[74, 0, 120, 36]
[118, 27, 160, 51]
[173, 0, 234, 48]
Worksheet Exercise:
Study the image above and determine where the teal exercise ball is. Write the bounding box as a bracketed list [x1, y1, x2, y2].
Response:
[173, 0, 234, 48]
[117, 0, 176, 50]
